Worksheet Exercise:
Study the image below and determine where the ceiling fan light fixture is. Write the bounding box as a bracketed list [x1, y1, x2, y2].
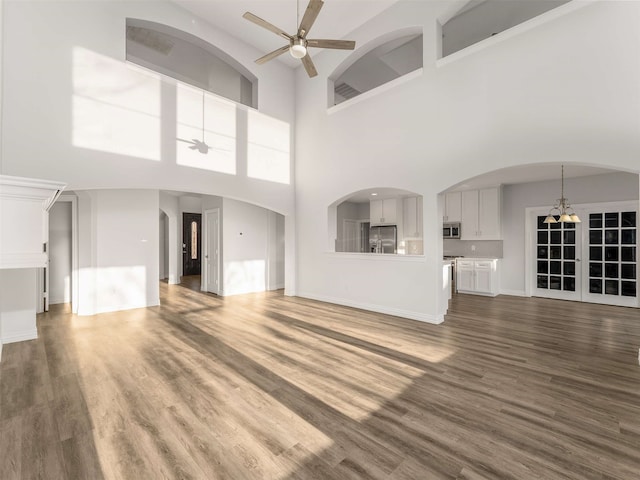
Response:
[290, 38, 307, 59]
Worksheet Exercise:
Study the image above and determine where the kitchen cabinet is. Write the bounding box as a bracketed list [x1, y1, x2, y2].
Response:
[443, 192, 461, 223]
[456, 258, 499, 296]
[403, 196, 423, 238]
[370, 198, 397, 225]
[460, 187, 501, 240]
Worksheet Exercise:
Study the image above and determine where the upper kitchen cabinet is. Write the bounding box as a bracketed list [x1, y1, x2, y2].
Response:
[460, 187, 502, 240]
[370, 198, 398, 226]
[403, 196, 423, 239]
[443, 192, 462, 223]
[0, 176, 66, 269]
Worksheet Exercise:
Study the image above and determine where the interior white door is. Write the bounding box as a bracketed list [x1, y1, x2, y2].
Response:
[205, 209, 220, 294]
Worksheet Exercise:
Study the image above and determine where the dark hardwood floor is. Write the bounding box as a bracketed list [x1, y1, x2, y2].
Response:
[1, 285, 640, 479]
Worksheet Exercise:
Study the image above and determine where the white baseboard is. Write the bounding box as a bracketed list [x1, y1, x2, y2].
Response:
[2, 328, 38, 344]
[499, 289, 528, 297]
[297, 292, 444, 324]
[94, 301, 159, 315]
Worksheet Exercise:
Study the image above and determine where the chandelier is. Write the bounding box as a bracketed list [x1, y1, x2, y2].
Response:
[543, 165, 581, 224]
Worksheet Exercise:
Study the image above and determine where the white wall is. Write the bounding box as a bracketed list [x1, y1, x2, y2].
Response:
[1, 1, 295, 216]
[77, 189, 159, 315]
[222, 198, 283, 296]
[49, 202, 72, 304]
[295, 1, 640, 321]
[0, 268, 37, 344]
[501, 172, 639, 295]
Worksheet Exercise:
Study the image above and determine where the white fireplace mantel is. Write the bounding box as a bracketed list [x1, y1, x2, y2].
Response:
[0, 175, 66, 269]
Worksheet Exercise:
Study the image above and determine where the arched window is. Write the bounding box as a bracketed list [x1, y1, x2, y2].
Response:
[126, 19, 257, 107]
[331, 33, 423, 106]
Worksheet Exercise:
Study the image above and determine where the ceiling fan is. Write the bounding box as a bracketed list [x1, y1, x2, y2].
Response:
[243, 0, 356, 78]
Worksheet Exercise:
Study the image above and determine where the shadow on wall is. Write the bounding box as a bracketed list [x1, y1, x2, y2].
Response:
[71, 47, 291, 185]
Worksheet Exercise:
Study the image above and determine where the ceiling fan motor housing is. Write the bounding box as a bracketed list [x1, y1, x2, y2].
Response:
[290, 37, 308, 58]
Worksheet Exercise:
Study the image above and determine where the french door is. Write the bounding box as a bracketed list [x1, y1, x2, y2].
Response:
[532, 203, 638, 307]
[534, 214, 582, 301]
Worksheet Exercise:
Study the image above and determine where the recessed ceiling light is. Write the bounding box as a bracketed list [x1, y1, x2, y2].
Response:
[371, 193, 378, 196]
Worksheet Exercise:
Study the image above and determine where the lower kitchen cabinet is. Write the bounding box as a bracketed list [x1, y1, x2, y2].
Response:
[456, 258, 500, 296]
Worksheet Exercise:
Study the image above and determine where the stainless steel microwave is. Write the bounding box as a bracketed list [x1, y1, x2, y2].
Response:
[443, 222, 461, 239]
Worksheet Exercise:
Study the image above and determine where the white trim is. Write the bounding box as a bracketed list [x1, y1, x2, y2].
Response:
[2, 328, 38, 344]
[499, 289, 528, 297]
[56, 195, 79, 314]
[436, 0, 597, 67]
[328, 68, 423, 114]
[94, 302, 159, 315]
[297, 292, 444, 325]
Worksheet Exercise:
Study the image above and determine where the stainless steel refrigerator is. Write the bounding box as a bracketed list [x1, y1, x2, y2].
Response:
[369, 225, 397, 254]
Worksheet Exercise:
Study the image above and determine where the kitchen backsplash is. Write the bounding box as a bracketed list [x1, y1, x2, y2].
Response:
[443, 240, 503, 258]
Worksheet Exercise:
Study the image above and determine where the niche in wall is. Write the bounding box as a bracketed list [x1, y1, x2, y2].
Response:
[330, 188, 423, 255]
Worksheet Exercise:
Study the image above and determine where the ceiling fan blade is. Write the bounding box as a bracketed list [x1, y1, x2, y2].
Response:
[242, 12, 292, 41]
[255, 45, 290, 65]
[307, 39, 356, 50]
[298, 0, 324, 38]
[301, 54, 318, 78]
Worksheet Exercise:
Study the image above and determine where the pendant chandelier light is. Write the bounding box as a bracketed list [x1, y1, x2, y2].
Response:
[543, 165, 581, 224]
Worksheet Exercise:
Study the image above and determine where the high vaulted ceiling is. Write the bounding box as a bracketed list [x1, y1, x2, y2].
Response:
[171, 0, 400, 68]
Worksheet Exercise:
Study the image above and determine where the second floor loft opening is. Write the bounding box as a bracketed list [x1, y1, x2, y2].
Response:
[442, 0, 571, 58]
[332, 32, 423, 106]
[126, 19, 256, 108]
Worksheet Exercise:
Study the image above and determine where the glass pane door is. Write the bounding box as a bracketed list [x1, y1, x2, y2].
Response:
[583, 211, 637, 306]
[534, 215, 581, 300]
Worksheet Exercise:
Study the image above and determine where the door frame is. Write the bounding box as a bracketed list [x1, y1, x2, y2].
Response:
[202, 208, 221, 295]
[37, 194, 78, 314]
[526, 200, 639, 307]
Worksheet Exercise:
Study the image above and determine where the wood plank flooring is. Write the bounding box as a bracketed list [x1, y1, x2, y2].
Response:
[1, 284, 640, 479]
